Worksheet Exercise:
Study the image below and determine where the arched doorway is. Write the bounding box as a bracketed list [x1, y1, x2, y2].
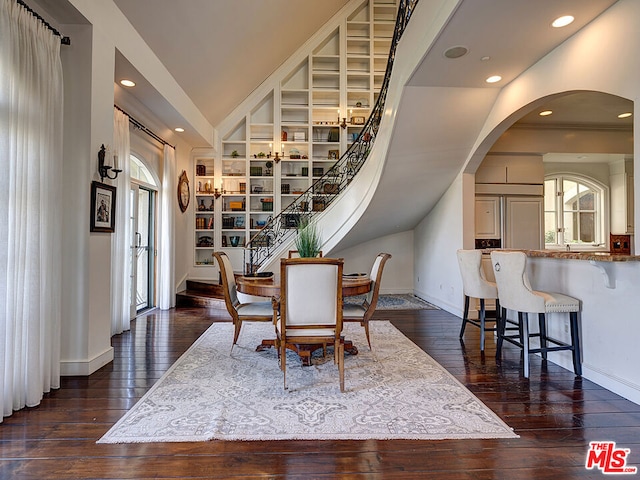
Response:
[130, 154, 158, 317]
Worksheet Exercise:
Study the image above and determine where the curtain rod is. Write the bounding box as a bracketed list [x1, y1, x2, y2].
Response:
[115, 105, 175, 149]
[15, 0, 71, 45]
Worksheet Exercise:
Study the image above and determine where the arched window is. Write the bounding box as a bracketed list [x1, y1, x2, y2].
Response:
[130, 154, 157, 187]
[544, 174, 607, 248]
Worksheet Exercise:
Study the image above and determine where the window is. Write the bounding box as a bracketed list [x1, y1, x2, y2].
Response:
[544, 175, 606, 248]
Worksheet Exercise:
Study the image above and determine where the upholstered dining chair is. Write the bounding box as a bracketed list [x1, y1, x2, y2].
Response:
[490, 250, 582, 378]
[343, 252, 391, 350]
[456, 249, 500, 352]
[274, 257, 345, 392]
[213, 252, 275, 352]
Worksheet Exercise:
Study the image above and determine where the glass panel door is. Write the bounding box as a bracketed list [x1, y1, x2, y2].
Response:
[130, 183, 156, 316]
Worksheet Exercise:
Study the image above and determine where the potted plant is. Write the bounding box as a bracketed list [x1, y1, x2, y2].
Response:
[265, 160, 273, 176]
[295, 217, 322, 258]
[231, 150, 239, 158]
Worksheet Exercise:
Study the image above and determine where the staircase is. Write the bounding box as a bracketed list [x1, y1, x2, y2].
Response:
[176, 280, 226, 309]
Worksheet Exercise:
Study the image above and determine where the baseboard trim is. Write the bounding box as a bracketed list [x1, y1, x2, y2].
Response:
[60, 346, 114, 376]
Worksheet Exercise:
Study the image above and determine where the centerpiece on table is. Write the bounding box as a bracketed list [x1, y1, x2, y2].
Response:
[295, 217, 322, 258]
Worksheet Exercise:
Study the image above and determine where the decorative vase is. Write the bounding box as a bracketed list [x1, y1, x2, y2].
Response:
[198, 199, 206, 211]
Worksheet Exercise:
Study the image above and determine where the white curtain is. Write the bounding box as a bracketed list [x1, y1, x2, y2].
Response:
[0, 0, 63, 421]
[158, 145, 176, 310]
[110, 109, 131, 334]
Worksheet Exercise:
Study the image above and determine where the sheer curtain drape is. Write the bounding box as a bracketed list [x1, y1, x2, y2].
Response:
[0, 0, 63, 421]
[111, 109, 131, 334]
[158, 145, 176, 310]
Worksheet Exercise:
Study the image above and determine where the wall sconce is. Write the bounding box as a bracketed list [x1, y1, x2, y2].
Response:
[273, 152, 281, 163]
[98, 144, 122, 182]
[213, 188, 222, 199]
[340, 117, 348, 129]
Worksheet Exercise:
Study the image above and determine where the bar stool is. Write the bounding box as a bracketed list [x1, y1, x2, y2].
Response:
[456, 249, 500, 351]
[490, 251, 582, 378]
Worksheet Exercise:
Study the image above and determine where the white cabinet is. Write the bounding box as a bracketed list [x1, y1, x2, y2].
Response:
[504, 196, 543, 250]
[610, 170, 634, 235]
[475, 196, 501, 239]
[475, 155, 544, 185]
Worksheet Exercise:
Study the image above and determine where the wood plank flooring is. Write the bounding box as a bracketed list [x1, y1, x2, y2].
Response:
[1, 306, 639, 479]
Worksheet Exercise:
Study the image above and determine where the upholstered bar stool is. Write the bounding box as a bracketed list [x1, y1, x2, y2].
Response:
[490, 251, 582, 378]
[456, 249, 500, 352]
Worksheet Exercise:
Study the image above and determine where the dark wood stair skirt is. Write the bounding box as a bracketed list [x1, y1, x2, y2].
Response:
[176, 280, 226, 309]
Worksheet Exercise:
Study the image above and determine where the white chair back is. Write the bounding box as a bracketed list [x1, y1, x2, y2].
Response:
[456, 249, 497, 300]
[284, 261, 341, 328]
[490, 251, 545, 313]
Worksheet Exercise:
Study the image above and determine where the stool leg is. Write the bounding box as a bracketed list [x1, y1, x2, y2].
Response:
[495, 306, 506, 360]
[459, 295, 470, 339]
[569, 312, 582, 376]
[479, 298, 486, 351]
[538, 313, 548, 361]
[520, 312, 530, 378]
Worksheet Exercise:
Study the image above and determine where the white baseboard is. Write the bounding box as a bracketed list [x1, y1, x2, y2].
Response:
[60, 346, 114, 376]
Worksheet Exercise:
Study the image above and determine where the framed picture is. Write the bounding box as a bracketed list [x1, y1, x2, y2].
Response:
[90, 181, 116, 233]
[328, 149, 339, 160]
[351, 116, 366, 125]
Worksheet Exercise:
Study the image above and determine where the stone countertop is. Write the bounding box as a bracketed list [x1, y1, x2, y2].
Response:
[489, 249, 640, 262]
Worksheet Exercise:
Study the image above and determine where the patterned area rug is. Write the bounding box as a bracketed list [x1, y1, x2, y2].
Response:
[98, 322, 517, 443]
[345, 293, 437, 310]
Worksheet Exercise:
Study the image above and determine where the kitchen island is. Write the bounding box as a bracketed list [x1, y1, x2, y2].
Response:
[489, 249, 640, 404]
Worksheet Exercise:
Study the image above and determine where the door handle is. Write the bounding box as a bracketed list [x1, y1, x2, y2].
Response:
[136, 232, 141, 248]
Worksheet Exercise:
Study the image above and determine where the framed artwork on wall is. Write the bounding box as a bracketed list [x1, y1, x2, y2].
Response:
[90, 181, 116, 233]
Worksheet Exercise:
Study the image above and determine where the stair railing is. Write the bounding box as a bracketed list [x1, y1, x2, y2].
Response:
[244, 0, 419, 273]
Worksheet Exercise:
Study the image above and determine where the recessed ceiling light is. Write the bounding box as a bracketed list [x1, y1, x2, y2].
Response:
[485, 75, 502, 84]
[552, 15, 574, 28]
[618, 112, 632, 119]
[539, 110, 553, 116]
[120, 79, 135, 87]
[444, 46, 468, 59]
[174, 127, 185, 132]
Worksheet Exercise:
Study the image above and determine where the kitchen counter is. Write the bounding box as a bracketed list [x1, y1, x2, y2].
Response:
[480, 249, 640, 262]
[519, 249, 640, 262]
[483, 249, 640, 404]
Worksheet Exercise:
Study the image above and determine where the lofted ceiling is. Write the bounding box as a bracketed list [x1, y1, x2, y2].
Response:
[111, 0, 350, 130]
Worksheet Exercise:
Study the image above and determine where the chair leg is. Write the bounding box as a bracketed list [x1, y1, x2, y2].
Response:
[570, 312, 582, 376]
[459, 295, 470, 339]
[233, 320, 242, 346]
[538, 313, 548, 361]
[338, 337, 345, 392]
[479, 298, 486, 351]
[364, 320, 372, 350]
[282, 339, 287, 390]
[520, 312, 530, 378]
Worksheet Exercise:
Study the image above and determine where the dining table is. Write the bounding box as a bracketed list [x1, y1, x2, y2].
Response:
[236, 273, 372, 365]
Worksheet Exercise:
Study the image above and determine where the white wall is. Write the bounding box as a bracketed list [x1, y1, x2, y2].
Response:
[414, 172, 467, 315]
[332, 230, 414, 294]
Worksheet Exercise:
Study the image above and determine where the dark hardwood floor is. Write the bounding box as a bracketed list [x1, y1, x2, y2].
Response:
[1, 306, 639, 479]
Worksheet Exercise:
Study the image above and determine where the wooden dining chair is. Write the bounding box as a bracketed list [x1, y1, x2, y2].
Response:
[213, 252, 275, 352]
[342, 253, 391, 350]
[274, 257, 345, 392]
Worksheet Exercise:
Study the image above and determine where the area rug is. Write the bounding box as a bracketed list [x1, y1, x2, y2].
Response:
[97, 322, 517, 443]
[345, 293, 437, 310]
